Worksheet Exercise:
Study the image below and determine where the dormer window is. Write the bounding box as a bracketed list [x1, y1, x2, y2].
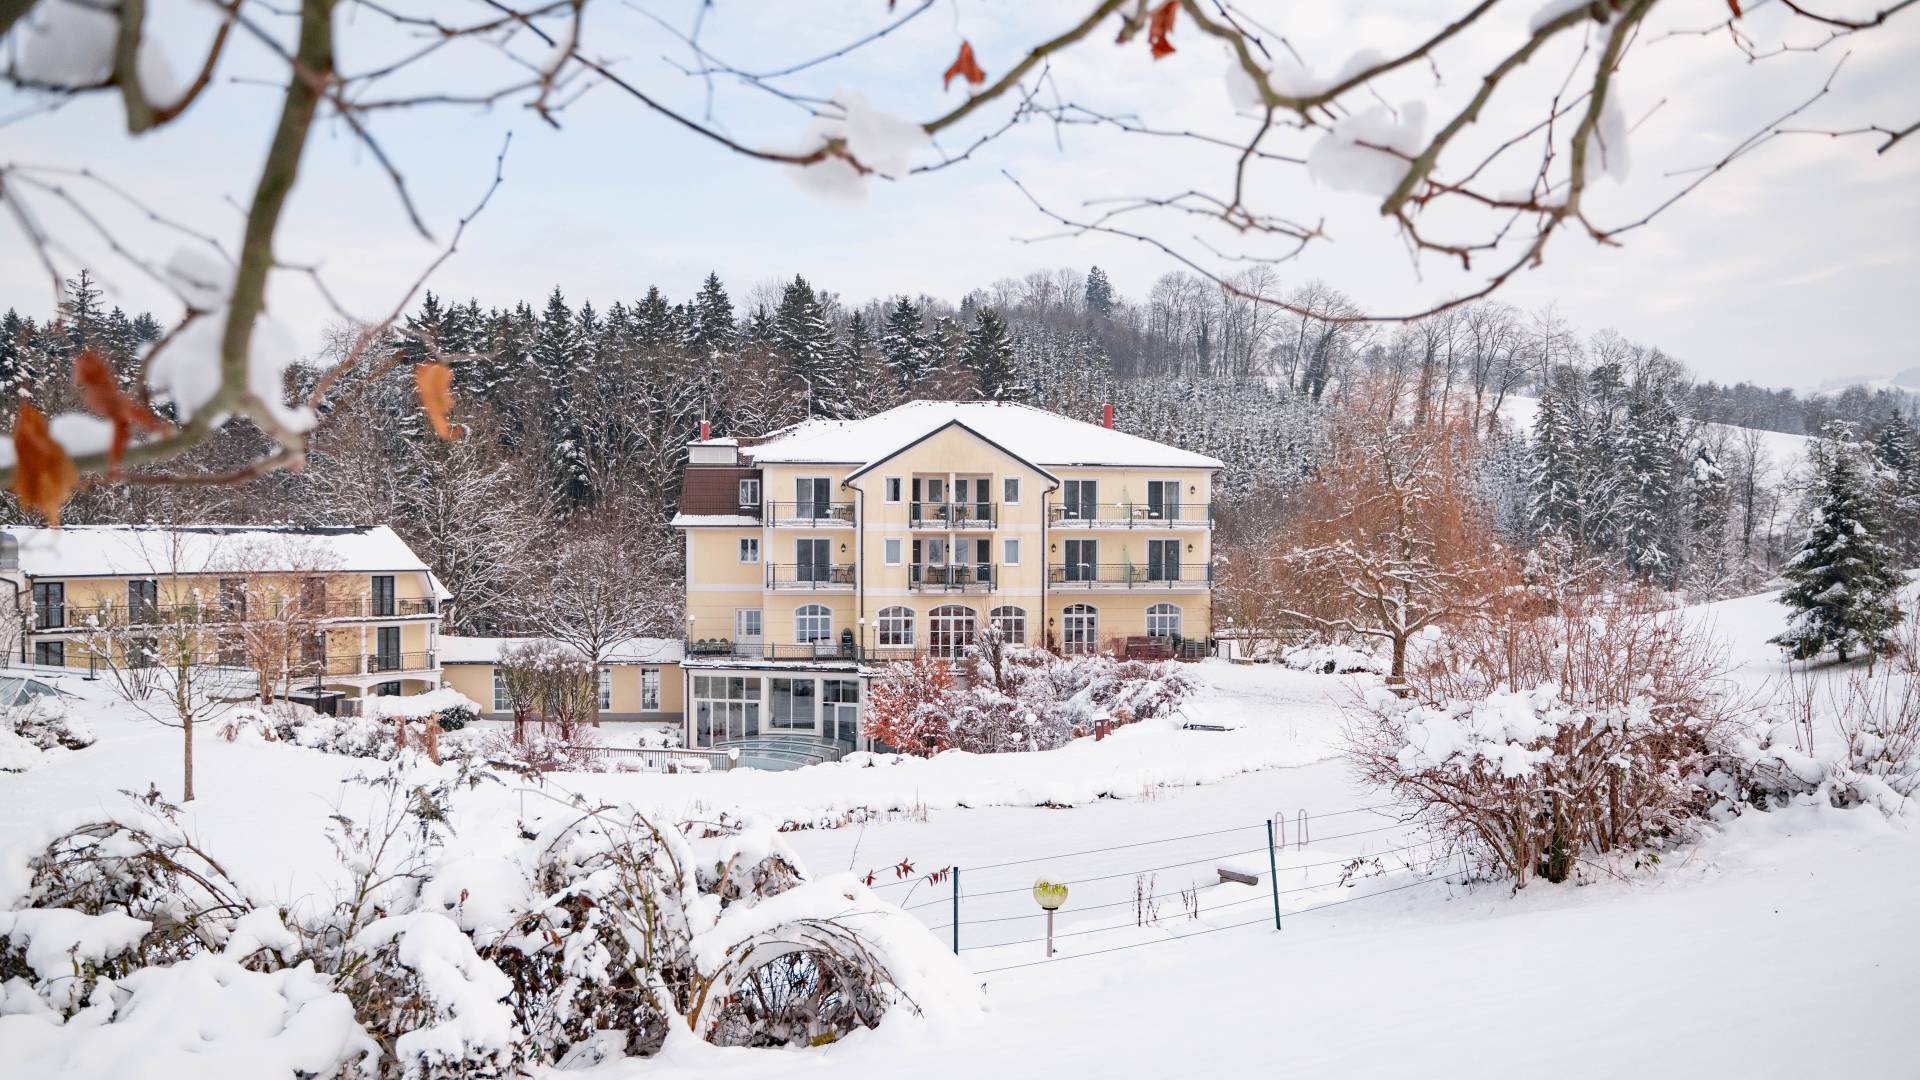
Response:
[738, 478, 761, 508]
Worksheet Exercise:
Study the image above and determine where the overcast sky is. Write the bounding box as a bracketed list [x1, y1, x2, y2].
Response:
[3, 0, 1916, 389]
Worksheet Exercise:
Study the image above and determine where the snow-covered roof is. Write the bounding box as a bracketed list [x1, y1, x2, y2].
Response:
[670, 513, 761, 528]
[4, 525, 435, 578]
[438, 635, 686, 666]
[743, 401, 1224, 470]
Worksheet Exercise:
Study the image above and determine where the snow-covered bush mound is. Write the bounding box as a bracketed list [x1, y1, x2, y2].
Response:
[1710, 664, 1920, 816]
[1352, 683, 1713, 885]
[0, 695, 95, 773]
[0, 770, 976, 1077]
[1282, 642, 1385, 675]
[215, 702, 489, 763]
[867, 640, 1196, 755]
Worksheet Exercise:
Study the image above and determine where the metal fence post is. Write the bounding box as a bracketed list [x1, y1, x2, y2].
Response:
[1266, 819, 1282, 931]
[951, 865, 960, 954]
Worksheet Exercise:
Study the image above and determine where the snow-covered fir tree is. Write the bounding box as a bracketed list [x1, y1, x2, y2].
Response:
[1084, 265, 1114, 316]
[687, 272, 737, 359]
[1771, 424, 1906, 662]
[964, 307, 1018, 400]
[1873, 414, 1920, 565]
[774, 275, 845, 417]
[880, 296, 928, 387]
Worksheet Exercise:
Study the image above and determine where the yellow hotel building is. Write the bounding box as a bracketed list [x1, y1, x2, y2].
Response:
[673, 400, 1221, 755]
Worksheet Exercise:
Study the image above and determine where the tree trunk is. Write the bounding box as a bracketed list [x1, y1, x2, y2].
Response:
[182, 713, 195, 802]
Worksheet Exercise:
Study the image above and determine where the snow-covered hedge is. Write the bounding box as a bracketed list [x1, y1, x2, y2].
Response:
[1710, 663, 1920, 815]
[1281, 642, 1385, 675]
[867, 640, 1196, 755]
[0, 769, 975, 1077]
[214, 702, 489, 763]
[0, 695, 95, 773]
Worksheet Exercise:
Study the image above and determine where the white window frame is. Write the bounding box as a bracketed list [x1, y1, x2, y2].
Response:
[597, 667, 612, 710]
[929, 604, 978, 659]
[795, 604, 833, 644]
[738, 478, 761, 506]
[1146, 603, 1182, 640]
[735, 608, 763, 640]
[641, 668, 661, 711]
[885, 476, 903, 503]
[1002, 538, 1021, 565]
[989, 605, 1027, 644]
[878, 606, 916, 646]
[884, 538, 903, 566]
[739, 537, 760, 563]
[492, 670, 510, 711]
[1063, 603, 1099, 654]
[1003, 476, 1020, 504]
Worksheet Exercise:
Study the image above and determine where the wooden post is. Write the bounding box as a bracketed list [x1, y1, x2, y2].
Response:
[1266, 818, 1282, 931]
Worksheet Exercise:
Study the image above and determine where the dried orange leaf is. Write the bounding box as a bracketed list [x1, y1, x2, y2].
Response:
[73, 346, 170, 470]
[415, 362, 460, 441]
[12, 403, 78, 526]
[943, 40, 986, 90]
[1147, 1, 1178, 59]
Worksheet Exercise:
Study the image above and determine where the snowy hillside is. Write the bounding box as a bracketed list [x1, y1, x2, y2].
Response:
[2, 589, 1916, 1078]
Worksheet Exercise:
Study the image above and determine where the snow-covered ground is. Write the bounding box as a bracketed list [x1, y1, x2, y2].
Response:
[2, 588, 1915, 1078]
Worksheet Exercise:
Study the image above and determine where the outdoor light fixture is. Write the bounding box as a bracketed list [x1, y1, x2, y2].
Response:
[1033, 878, 1069, 957]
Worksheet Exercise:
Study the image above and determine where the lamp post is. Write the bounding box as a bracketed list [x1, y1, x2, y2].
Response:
[1033, 878, 1068, 957]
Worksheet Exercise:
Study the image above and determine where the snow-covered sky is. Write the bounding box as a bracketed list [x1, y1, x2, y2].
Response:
[2, 0, 1916, 388]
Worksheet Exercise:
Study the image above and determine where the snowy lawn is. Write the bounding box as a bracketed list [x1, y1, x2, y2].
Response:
[2, 594, 1916, 1078]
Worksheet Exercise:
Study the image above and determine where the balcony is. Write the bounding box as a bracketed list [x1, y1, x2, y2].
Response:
[909, 563, 997, 592]
[289, 651, 439, 678]
[767, 501, 854, 527]
[1048, 563, 1210, 589]
[682, 640, 960, 665]
[765, 563, 856, 590]
[1050, 502, 1212, 528]
[908, 501, 997, 529]
[35, 596, 440, 630]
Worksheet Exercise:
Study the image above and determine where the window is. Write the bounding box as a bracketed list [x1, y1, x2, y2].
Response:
[641, 668, 661, 711]
[493, 670, 510, 711]
[824, 678, 860, 746]
[1003, 476, 1020, 503]
[885, 477, 903, 502]
[1063, 539, 1097, 582]
[1147, 539, 1181, 582]
[795, 477, 832, 521]
[1062, 604, 1099, 655]
[692, 675, 761, 747]
[884, 538, 903, 566]
[878, 606, 915, 646]
[735, 608, 763, 640]
[1002, 538, 1021, 565]
[371, 575, 395, 617]
[1063, 479, 1097, 520]
[31, 582, 63, 630]
[1147, 603, 1182, 640]
[739, 537, 760, 563]
[795, 604, 832, 644]
[989, 605, 1027, 644]
[33, 640, 64, 667]
[795, 538, 832, 583]
[128, 579, 159, 623]
[1147, 480, 1183, 521]
[929, 605, 978, 659]
[375, 626, 401, 671]
[218, 578, 246, 619]
[771, 677, 817, 731]
[597, 667, 612, 710]
[738, 478, 761, 507]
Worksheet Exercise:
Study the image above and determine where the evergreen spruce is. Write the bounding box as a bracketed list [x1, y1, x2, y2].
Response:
[880, 296, 927, 387]
[1771, 424, 1905, 662]
[1874, 415, 1920, 564]
[688, 272, 737, 357]
[963, 307, 1018, 400]
[1084, 266, 1114, 316]
[773, 275, 843, 417]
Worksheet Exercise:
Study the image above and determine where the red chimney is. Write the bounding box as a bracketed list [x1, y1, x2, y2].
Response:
[1102, 403, 1114, 429]
[699, 419, 711, 441]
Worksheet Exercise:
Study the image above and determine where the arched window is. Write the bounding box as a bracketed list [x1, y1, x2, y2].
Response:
[1146, 603, 1181, 640]
[929, 605, 978, 658]
[795, 604, 832, 644]
[1062, 603, 1098, 655]
[989, 605, 1027, 645]
[877, 606, 915, 647]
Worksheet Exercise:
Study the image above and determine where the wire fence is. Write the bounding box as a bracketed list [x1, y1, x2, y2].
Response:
[873, 799, 1454, 975]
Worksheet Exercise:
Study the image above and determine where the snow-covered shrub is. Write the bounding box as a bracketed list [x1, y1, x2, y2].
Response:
[0, 694, 95, 773]
[436, 704, 477, 731]
[866, 639, 1195, 756]
[1281, 642, 1384, 675]
[1713, 663, 1920, 815]
[0, 773, 973, 1076]
[1353, 564, 1729, 885]
[476, 724, 607, 773]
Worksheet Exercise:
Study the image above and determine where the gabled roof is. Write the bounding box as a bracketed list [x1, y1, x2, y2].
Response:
[843, 418, 1059, 485]
[743, 401, 1224, 470]
[3, 525, 436, 578]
